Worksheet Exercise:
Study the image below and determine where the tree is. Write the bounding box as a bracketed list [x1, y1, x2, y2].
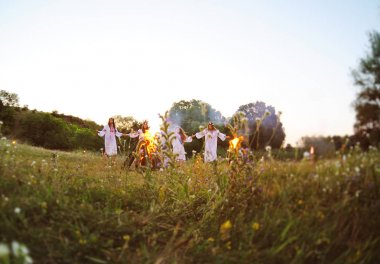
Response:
[352, 31, 380, 149]
[19, 112, 74, 150]
[0, 90, 19, 135]
[236, 101, 285, 149]
[112, 115, 141, 133]
[168, 99, 227, 155]
[0, 90, 19, 107]
[168, 99, 225, 132]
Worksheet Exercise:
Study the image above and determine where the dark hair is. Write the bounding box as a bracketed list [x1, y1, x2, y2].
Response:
[178, 127, 187, 142]
[108, 118, 117, 131]
[142, 120, 149, 133]
[208, 122, 215, 131]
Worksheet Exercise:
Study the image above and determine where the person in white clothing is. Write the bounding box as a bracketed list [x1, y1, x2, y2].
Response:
[172, 126, 193, 162]
[125, 121, 150, 168]
[98, 117, 125, 157]
[195, 122, 229, 162]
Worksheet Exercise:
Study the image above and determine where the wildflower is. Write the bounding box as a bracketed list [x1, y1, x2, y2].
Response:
[207, 237, 214, 243]
[0, 121, 3, 125]
[265, 146, 271, 152]
[252, 222, 260, 231]
[12, 140, 16, 144]
[11, 241, 29, 257]
[1, 137, 6, 140]
[0, 243, 10, 258]
[14, 207, 21, 214]
[317, 211, 325, 221]
[225, 241, 232, 250]
[220, 220, 232, 231]
[123, 235, 130, 241]
[31, 161, 36, 167]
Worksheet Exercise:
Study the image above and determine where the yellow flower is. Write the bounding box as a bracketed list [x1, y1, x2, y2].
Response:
[317, 211, 325, 221]
[123, 235, 130, 241]
[220, 220, 232, 231]
[40, 202, 47, 209]
[252, 222, 260, 231]
[207, 237, 214, 243]
[225, 241, 232, 250]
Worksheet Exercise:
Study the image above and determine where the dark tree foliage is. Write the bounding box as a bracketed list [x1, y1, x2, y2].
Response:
[352, 31, 380, 149]
[168, 99, 228, 155]
[237, 101, 285, 149]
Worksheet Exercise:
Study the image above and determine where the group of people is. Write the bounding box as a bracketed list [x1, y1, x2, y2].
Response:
[97, 117, 229, 167]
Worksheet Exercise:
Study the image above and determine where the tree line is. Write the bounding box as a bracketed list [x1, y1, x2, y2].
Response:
[0, 91, 285, 153]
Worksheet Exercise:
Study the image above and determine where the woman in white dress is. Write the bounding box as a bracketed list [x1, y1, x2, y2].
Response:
[98, 117, 125, 157]
[172, 126, 193, 162]
[125, 121, 150, 168]
[195, 122, 228, 162]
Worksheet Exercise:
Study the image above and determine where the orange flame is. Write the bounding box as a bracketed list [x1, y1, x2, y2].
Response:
[229, 136, 243, 150]
[143, 130, 157, 156]
[310, 146, 314, 155]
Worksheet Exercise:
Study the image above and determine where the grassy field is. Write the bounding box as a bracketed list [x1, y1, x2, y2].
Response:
[0, 138, 380, 263]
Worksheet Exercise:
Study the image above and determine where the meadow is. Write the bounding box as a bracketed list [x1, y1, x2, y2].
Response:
[0, 138, 380, 263]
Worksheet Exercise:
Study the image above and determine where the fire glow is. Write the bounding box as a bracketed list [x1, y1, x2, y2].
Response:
[143, 130, 157, 156]
[229, 136, 243, 150]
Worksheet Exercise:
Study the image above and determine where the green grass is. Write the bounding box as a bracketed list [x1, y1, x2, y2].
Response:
[1, 139, 380, 263]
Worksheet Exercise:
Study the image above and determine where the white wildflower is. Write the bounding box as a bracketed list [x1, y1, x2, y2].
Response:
[0, 243, 10, 257]
[14, 207, 21, 214]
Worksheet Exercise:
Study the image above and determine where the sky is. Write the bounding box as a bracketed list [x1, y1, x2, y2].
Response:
[0, 1, 379, 145]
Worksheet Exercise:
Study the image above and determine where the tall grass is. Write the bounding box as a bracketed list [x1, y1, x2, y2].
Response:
[0, 137, 379, 263]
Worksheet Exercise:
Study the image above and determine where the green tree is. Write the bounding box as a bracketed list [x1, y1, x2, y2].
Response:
[0, 90, 19, 107]
[168, 99, 227, 155]
[236, 101, 285, 149]
[112, 115, 141, 133]
[20, 112, 74, 150]
[352, 31, 380, 149]
[74, 127, 102, 151]
[0, 90, 19, 135]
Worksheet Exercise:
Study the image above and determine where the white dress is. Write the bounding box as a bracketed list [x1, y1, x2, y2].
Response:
[196, 128, 226, 162]
[98, 125, 123, 156]
[171, 128, 193, 161]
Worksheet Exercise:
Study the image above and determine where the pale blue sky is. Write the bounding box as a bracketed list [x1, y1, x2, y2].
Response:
[0, 1, 379, 145]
